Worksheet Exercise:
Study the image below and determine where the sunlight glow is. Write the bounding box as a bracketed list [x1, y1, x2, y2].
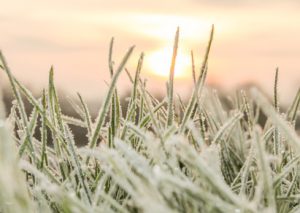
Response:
[102, 14, 216, 43]
[146, 47, 191, 78]
[132, 14, 212, 41]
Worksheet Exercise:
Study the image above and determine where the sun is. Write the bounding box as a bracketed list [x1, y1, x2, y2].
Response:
[146, 47, 191, 78]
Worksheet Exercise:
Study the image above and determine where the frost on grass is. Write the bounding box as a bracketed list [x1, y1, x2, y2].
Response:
[0, 27, 300, 212]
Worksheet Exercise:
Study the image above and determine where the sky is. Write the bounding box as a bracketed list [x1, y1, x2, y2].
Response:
[1, 0, 300, 104]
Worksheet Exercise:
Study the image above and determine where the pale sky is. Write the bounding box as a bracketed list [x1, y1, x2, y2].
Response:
[1, 0, 300, 104]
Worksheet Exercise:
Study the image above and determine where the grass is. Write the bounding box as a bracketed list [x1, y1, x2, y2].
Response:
[0, 26, 300, 213]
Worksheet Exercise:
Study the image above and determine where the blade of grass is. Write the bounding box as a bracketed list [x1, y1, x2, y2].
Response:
[88, 46, 135, 149]
[167, 27, 179, 127]
[251, 88, 300, 152]
[0, 51, 37, 163]
[179, 25, 214, 133]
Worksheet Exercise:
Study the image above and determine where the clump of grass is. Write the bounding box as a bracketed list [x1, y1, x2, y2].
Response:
[0, 26, 300, 213]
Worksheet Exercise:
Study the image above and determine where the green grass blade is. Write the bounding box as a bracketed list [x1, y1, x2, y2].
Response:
[167, 27, 179, 127]
[88, 46, 135, 149]
[179, 25, 214, 133]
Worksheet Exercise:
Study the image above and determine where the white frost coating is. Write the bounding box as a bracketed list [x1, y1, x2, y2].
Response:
[199, 143, 222, 177]
[153, 164, 161, 176]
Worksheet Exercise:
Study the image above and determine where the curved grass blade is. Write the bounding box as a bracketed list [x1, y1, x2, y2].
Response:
[179, 25, 214, 133]
[88, 46, 135, 150]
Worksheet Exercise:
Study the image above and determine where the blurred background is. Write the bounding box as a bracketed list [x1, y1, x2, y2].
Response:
[1, 0, 300, 107]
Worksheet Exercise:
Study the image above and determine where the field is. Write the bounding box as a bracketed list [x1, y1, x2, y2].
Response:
[0, 26, 300, 213]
